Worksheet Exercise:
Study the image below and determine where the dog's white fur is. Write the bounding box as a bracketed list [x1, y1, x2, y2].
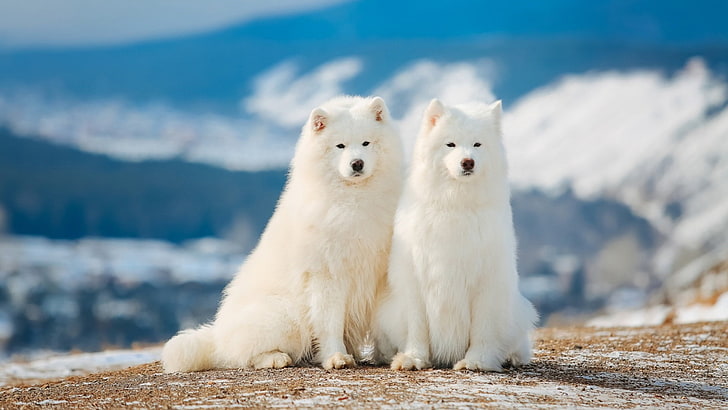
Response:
[162, 96, 402, 372]
[375, 99, 537, 371]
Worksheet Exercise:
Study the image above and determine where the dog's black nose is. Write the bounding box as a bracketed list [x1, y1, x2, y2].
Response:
[351, 159, 364, 172]
[461, 158, 474, 171]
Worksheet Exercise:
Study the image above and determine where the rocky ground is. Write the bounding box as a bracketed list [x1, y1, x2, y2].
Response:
[1, 322, 726, 409]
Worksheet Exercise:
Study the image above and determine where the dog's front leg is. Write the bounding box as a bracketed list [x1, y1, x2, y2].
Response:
[454, 276, 511, 372]
[389, 246, 431, 370]
[453, 294, 506, 372]
[307, 272, 356, 370]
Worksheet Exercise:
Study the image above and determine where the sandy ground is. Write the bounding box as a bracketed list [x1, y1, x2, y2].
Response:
[1, 321, 726, 409]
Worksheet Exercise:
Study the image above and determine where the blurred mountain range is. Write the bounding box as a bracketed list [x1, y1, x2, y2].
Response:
[0, 0, 727, 355]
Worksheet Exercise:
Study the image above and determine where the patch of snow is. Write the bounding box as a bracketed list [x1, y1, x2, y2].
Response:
[587, 306, 673, 327]
[0, 235, 245, 291]
[174, 404, 246, 409]
[0, 347, 160, 386]
[588, 291, 728, 327]
[675, 292, 728, 324]
[36, 399, 68, 405]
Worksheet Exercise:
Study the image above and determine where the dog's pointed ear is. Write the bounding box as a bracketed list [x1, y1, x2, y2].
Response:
[309, 107, 328, 133]
[370, 96, 389, 122]
[489, 100, 502, 122]
[424, 98, 446, 129]
[489, 100, 503, 137]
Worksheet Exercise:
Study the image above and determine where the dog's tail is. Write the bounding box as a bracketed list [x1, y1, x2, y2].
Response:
[162, 324, 216, 373]
[507, 295, 540, 367]
[522, 295, 539, 329]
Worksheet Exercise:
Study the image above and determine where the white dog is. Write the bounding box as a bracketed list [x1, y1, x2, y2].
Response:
[162, 96, 402, 372]
[375, 99, 537, 372]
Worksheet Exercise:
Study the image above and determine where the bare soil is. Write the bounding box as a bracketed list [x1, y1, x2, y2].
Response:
[2, 322, 727, 409]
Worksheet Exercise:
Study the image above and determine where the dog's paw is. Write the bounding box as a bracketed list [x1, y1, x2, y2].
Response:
[453, 357, 503, 372]
[504, 351, 530, 369]
[322, 352, 356, 370]
[505, 342, 533, 368]
[390, 352, 429, 371]
[252, 351, 293, 369]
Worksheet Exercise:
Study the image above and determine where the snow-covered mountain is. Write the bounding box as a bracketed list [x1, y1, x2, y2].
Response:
[505, 58, 728, 276]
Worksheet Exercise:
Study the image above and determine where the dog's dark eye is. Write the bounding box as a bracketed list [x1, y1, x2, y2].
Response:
[446, 142, 456, 148]
[362, 141, 370, 147]
[336, 144, 345, 149]
[474, 142, 481, 147]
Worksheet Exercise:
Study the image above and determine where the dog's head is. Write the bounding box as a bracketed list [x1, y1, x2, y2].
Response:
[302, 96, 397, 184]
[414, 98, 505, 183]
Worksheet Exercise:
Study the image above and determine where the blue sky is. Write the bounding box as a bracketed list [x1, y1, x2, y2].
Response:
[0, 0, 349, 49]
[2, 0, 727, 50]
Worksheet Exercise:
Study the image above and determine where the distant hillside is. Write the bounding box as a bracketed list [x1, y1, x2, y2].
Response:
[0, 128, 286, 243]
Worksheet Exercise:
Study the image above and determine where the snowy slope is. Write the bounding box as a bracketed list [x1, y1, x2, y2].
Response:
[504, 58, 728, 271]
[0, 93, 294, 171]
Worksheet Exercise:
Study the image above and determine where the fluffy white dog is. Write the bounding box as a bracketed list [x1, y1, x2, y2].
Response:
[375, 99, 537, 372]
[162, 96, 402, 372]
